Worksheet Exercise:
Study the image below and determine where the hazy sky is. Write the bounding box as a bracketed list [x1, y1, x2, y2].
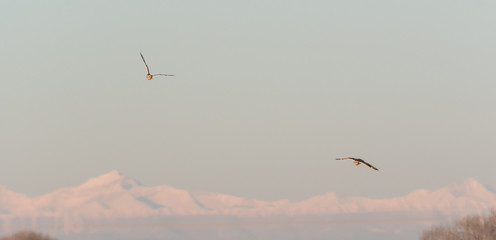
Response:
[1, 0, 496, 201]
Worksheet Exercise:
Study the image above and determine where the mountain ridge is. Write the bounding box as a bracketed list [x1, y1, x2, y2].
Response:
[1, 170, 495, 220]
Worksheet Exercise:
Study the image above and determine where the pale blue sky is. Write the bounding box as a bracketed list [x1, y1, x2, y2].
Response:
[1, 0, 496, 201]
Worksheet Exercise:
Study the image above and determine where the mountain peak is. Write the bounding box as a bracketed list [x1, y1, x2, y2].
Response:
[446, 178, 494, 199]
[77, 170, 140, 190]
[448, 178, 482, 190]
[100, 169, 122, 178]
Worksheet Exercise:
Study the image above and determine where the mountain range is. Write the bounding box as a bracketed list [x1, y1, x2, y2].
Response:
[1, 170, 495, 221]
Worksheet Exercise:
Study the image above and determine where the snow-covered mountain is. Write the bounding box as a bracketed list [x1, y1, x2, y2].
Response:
[1, 170, 495, 221]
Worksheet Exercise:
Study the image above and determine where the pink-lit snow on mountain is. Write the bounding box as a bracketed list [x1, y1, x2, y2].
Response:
[0, 171, 495, 220]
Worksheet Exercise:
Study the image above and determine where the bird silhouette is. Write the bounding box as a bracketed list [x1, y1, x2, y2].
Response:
[140, 53, 175, 80]
[336, 157, 379, 171]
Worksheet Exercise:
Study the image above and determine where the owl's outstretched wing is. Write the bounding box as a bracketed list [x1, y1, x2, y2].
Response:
[140, 53, 150, 75]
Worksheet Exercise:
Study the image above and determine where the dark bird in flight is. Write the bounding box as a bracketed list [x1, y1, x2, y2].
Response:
[336, 157, 379, 171]
[140, 53, 175, 80]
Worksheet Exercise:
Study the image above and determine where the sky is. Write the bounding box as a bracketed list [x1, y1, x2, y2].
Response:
[1, 0, 496, 202]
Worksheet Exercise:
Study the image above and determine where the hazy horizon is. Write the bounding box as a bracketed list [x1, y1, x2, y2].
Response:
[1, 169, 494, 201]
[1, 170, 494, 240]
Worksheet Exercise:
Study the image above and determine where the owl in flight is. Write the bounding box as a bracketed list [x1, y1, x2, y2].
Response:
[336, 157, 379, 171]
[140, 52, 175, 80]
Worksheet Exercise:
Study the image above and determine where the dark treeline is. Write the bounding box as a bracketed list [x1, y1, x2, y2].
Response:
[421, 210, 496, 240]
[0, 231, 56, 240]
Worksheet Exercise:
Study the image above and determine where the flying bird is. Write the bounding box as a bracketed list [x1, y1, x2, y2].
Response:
[336, 157, 379, 171]
[140, 52, 175, 80]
